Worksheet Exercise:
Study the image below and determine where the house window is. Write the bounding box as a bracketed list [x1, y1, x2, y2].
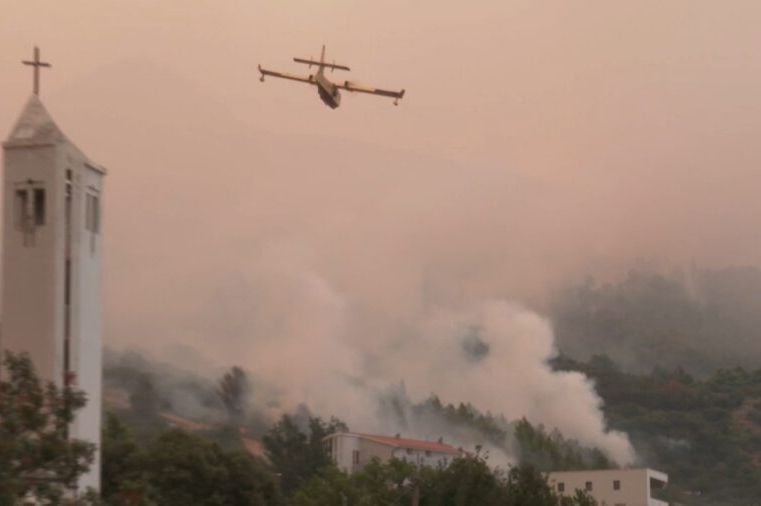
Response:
[33, 188, 45, 225]
[406, 448, 413, 455]
[557, 483, 565, 493]
[352, 450, 359, 465]
[585, 481, 593, 491]
[613, 480, 621, 491]
[425, 450, 431, 457]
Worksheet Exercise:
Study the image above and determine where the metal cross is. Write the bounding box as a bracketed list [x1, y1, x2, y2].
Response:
[22, 46, 51, 96]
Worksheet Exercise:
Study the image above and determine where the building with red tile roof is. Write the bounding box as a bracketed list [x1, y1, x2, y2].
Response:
[324, 432, 462, 474]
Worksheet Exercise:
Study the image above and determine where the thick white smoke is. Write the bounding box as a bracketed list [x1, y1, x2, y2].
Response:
[386, 300, 634, 464]
[201, 241, 634, 465]
[60, 62, 639, 466]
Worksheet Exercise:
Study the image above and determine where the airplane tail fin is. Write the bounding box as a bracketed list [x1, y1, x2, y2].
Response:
[294, 45, 350, 72]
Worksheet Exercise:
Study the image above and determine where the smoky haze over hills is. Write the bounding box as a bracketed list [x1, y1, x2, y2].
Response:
[2, 0, 761, 468]
[551, 266, 761, 375]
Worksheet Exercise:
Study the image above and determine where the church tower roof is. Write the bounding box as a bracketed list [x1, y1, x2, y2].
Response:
[4, 95, 106, 174]
[4, 94, 66, 147]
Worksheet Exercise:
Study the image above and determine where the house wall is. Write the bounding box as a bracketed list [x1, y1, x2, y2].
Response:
[327, 432, 357, 473]
[390, 446, 455, 468]
[547, 469, 668, 506]
[357, 439, 394, 469]
[326, 433, 458, 474]
[327, 434, 395, 473]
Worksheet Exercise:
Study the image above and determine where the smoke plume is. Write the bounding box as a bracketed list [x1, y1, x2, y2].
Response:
[116, 230, 634, 464]
[62, 62, 647, 465]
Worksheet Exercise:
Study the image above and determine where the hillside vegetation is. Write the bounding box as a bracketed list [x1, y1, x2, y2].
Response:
[93, 264, 761, 504]
[551, 266, 761, 375]
[554, 355, 761, 505]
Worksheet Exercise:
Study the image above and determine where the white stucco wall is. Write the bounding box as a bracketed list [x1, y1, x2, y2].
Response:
[64, 146, 104, 491]
[327, 432, 361, 473]
[325, 433, 459, 475]
[548, 468, 668, 506]
[390, 446, 454, 468]
[1, 97, 104, 493]
[2, 143, 63, 383]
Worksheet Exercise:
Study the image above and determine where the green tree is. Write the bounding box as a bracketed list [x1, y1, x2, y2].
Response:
[0, 351, 95, 504]
[504, 464, 557, 506]
[129, 374, 160, 418]
[126, 374, 165, 436]
[101, 412, 154, 505]
[101, 414, 284, 506]
[290, 456, 598, 506]
[217, 366, 248, 427]
[292, 458, 416, 506]
[290, 465, 360, 506]
[419, 453, 508, 506]
[559, 489, 598, 506]
[262, 415, 345, 494]
[143, 429, 282, 506]
[514, 418, 613, 471]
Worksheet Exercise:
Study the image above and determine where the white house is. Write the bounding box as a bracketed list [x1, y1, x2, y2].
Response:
[1, 93, 105, 492]
[323, 432, 462, 474]
[547, 468, 669, 506]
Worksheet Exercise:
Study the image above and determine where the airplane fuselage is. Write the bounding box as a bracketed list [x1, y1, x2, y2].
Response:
[314, 72, 341, 109]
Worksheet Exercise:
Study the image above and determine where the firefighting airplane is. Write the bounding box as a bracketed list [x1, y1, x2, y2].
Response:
[258, 46, 405, 109]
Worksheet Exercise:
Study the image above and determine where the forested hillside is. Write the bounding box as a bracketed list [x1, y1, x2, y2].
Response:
[97, 352, 604, 505]
[554, 355, 761, 505]
[549, 267, 761, 504]
[92, 265, 761, 504]
[551, 266, 761, 375]
[101, 349, 761, 504]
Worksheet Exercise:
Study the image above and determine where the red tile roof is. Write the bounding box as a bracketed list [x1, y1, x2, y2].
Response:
[340, 432, 461, 455]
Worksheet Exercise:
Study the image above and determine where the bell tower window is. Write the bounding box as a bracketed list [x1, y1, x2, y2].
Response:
[85, 193, 100, 234]
[13, 182, 45, 246]
[33, 188, 45, 226]
[14, 189, 29, 229]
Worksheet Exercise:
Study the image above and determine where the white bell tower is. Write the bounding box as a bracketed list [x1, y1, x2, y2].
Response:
[1, 48, 105, 492]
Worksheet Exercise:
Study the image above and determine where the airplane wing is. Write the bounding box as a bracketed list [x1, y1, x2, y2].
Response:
[258, 65, 315, 85]
[336, 80, 405, 100]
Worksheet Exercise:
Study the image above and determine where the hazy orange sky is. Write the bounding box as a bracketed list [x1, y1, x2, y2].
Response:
[2, 1, 760, 362]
